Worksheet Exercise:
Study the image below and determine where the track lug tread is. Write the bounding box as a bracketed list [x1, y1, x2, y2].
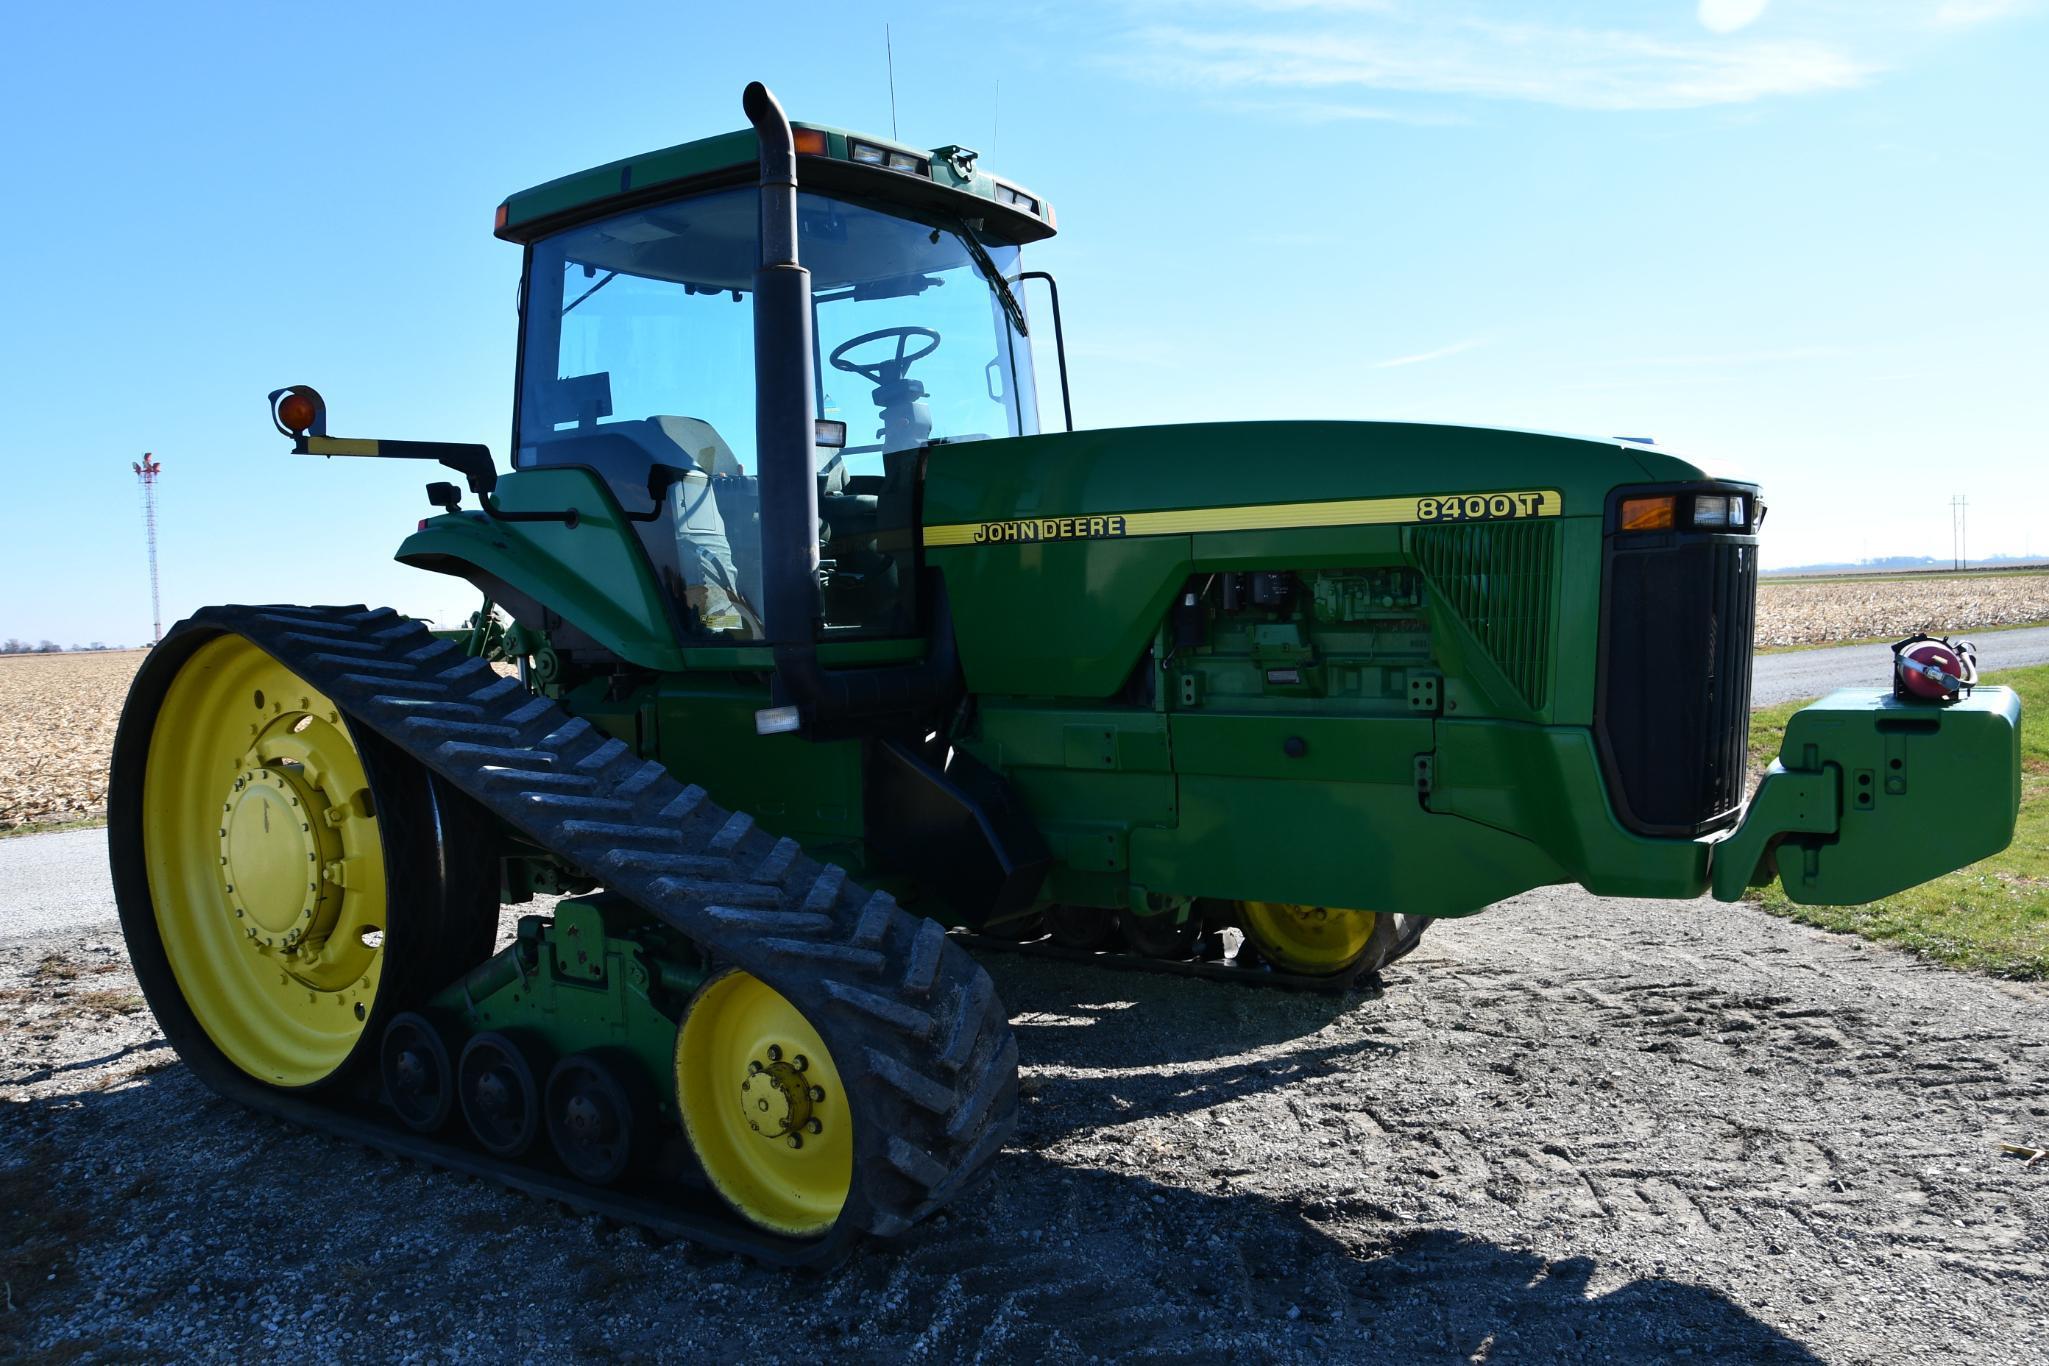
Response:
[903, 919, 946, 998]
[756, 937, 886, 972]
[750, 837, 802, 887]
[658, 785, 709, 822]
[704, 905, 835, 933]
[853, 896, 896, 948]
[821, 980, 936, 1039]
[863, 1047, 954, 1114]
[707, 811, 754, 854]
[616, 760, 672, 800]
[937, 974, 995, 1074]
[648, 880, 786, 910]
[801, 866, 848, 915]
[884, 1136, 950, 1193]
[944, 1035, 1017, 1144]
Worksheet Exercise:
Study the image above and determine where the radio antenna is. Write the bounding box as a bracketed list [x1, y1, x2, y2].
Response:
[886, 24, 899, 139]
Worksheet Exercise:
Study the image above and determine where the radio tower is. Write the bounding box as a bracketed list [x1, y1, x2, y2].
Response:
[132, 454, 163, 645]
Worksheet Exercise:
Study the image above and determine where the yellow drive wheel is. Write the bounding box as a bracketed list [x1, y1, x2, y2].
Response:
[676, 969, 853, 1238]
[1237, 901, 1379, 977]
[138, 633, 391, 1086]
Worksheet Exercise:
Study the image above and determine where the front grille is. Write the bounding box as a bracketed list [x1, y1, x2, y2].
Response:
[1597, 531, 1757, 835]
[1413, 520, 1555, 709]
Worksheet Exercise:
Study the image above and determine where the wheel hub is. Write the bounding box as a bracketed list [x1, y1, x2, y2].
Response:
[564, 1091, 614, 1142]
[219, 766, 335, 951]
[739, 1045, 825, 1148]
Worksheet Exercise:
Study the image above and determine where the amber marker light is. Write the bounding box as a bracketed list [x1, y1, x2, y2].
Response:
[275, 390, 320, 435]
[793, 128, 827, 156]
[1618, 495, 1677, 531]
[494, 202, 509, 232]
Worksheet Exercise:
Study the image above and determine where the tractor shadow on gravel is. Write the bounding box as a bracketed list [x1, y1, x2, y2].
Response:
[2, 1057, 1824, 1362]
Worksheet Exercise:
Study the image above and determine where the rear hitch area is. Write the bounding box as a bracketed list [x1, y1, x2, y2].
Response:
[1710, 685, 2022, 905]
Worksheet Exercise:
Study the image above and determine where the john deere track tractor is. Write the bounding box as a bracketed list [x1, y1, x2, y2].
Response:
[109, 83, 2022, 1262]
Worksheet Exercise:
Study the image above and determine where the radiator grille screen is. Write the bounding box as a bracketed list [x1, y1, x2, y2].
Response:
[1414, 521, 1556, 709]
[1598, 537, 1758, 834]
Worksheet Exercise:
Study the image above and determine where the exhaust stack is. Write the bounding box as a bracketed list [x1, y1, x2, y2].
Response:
[742, 81, 823, 653]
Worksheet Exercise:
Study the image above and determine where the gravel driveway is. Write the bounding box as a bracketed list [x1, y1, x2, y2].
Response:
[5, 888, 2045, 1363]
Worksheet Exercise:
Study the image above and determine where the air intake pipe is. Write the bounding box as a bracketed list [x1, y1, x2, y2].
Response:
[742, 81, 960, 738]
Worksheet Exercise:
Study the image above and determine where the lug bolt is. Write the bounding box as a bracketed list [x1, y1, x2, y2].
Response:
[792, 1054, 809, 1072]
[748, 1060, 764, 1075]
[808, 1085, 825, 1103]
[786, 1134, 803, 1150]
[766, 1044, 782, 1063]
[805, 1118, 822, 1135]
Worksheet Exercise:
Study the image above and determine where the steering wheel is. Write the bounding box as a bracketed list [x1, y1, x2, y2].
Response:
[829, 327, 941, 386]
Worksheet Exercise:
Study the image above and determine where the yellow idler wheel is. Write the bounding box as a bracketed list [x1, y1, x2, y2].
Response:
[676, 969, 853, 1238]
[138, 634, 389, 1086]
[1237, 901, 1379, 977]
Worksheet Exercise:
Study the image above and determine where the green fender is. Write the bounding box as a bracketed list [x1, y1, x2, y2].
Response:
[396, 466, 688, 672]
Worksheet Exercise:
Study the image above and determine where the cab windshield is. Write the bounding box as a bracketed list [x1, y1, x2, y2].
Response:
[515, 186, 1038, 639]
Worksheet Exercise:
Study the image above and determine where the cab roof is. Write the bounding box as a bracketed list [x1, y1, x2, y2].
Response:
[496, 122, 1056, 247]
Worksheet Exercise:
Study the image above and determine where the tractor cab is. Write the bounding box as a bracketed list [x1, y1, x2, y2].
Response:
[512, 153, 1046, 643]
[491, 127, 1040, 647]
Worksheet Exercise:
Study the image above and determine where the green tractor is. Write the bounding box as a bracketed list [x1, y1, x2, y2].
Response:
[109, 83, 2022, 1263]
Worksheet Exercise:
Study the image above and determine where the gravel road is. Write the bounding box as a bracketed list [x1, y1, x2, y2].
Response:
[5, 889, 2046, 1363]
[1750, 626, 2049, 707]
[0, 827, 114, 941]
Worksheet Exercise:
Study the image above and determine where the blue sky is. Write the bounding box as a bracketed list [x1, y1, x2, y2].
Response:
[0, 0, 2042, 644]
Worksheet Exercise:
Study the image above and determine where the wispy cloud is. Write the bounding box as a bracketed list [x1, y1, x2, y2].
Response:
[1613, 345, 1850, 367]
[1218, 96, 1469, 126]
[1931, 0, 2035, 24]
[1371, 338, 1488, 369]
[1124, 19, 1876, 112]
[1697, 0, 1773, 35]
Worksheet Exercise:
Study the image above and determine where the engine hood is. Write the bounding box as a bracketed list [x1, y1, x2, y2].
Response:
[923, 420, 1743, 539]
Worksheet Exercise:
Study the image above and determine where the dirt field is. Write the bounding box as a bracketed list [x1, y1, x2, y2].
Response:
[5, 892, 2046, 1362]
[0, 651, 144, 830]
[1755, 574, 2049, 648]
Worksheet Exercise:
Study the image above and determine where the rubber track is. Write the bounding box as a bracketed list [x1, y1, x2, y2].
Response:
[165, 604, 1018, 1268]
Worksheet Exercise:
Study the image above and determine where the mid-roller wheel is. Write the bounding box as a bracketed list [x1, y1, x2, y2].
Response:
[459, 1031, 543, 1158]
[1044, 904, 1117, 952]
[546, 1052, 640, 1186]
[1117, 906, 1202, 960]
[1237, 901, 1381, 978]
[675, 969, 852, 1238]
[381, 1011, 456, 1134]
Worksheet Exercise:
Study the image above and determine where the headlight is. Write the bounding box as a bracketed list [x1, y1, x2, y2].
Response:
[1614, 489, 1755, 534]
[994, 183, 1040, 214]
[848, 139, 929, 176]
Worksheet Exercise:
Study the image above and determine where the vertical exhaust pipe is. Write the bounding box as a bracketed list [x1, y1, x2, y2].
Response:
[743, 81, 823, 655]
[743, 80, 961, 738]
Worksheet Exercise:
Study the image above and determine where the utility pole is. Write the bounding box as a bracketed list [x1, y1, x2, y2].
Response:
[1951, 494, 1968, 572]
[133, 454, 163, 645]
